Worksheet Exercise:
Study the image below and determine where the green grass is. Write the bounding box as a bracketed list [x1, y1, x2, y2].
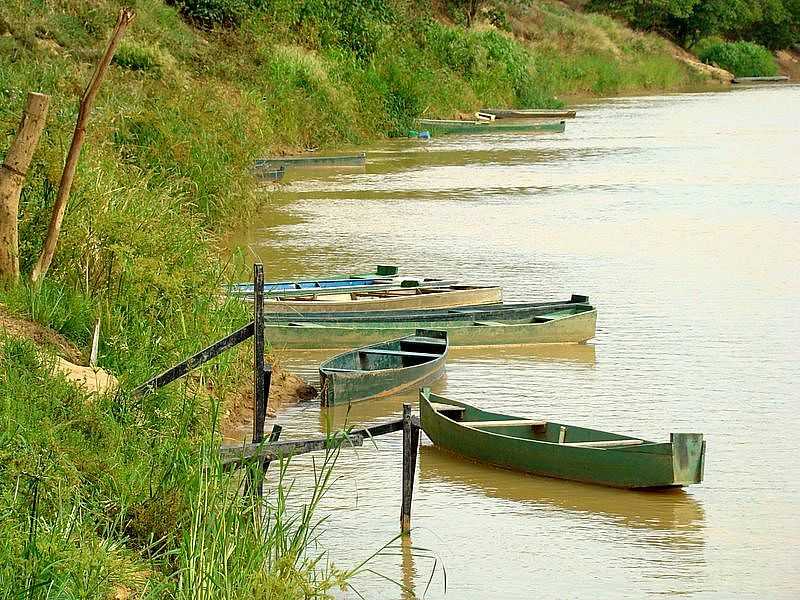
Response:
[0, 0, 712, 595]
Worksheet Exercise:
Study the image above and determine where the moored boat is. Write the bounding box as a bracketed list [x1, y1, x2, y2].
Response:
[480, 108, 577, 119]
[264, 284, 502, 314]
[416, 119, 565, 135]
[254, 152, 367, 169]
[319, 330, 448, 406]
[264, 297, 596, 348]
[228, 276, 454, 298]
[419, 389, 705, 489]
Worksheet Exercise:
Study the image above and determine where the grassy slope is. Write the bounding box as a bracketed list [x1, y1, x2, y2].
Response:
[0, 0, 710, 596]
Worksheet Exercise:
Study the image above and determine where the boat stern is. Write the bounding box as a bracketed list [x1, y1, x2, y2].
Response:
[671, 433, 705, 485]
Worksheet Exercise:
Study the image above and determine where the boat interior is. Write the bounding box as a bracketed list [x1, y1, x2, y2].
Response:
[429, 398, 651, 449]
[270, 285, 494, 302]
[324, 332, 447, 372]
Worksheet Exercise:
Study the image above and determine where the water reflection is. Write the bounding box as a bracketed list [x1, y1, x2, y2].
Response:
[418, 445, 705, 534]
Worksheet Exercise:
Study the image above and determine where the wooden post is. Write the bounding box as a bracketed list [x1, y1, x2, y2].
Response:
[0, 92, 50, 284]
[31, 8, 134, 285]
[401, 403, 419, 534]
[252, 263, 266, 444]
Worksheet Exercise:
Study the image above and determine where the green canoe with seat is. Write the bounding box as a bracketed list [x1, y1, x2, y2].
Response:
[419, 389, 705, 490]
[319, 330, 448, 406]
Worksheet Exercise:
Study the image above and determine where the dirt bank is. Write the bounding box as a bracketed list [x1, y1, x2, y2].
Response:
[220, 361, 318, 443]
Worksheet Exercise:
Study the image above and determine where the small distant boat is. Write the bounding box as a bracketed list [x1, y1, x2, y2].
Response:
[732, 75, 789, 84]
[264, 285, 502, 314]
[416, 119, 565, 135]
[419, 389, 705, 490]
[480, 108, 577, 119]
[319, 330, 448, 406]
[254, 152, 367, 169]
[264, 296, 596, 348]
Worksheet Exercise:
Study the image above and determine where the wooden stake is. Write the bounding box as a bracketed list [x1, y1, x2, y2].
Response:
[30, 8, 135, 285]
[0, 92, 50, 284]
[252, 263, 266, 444]
[401, 403, 419, 534]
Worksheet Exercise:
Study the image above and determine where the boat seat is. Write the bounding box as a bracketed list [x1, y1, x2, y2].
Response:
[463, 419, 547, 428]
[429, 403, 465, 413]
[360, 349, 441, 359]
[286, 322, 328, 327]
[321, 367, 355, 373]
[562, 439, 643, 448]
[403, 336, 447, 345]
[472, 321, 507, 326]
[533, 316, 556, 322]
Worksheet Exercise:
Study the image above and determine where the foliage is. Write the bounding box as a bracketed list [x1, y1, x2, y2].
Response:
[698, 39, 779, 76]
[586, 0, 799, 48]
[168, 0, 265, 29]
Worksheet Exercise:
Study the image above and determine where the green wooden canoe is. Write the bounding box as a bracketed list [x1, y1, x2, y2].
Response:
[265, 299, 596, 349]
[319, 330, 448, 407]
[416, 119, 566, 135]
[480, 108, 577, 119]
[419, 389, 705, 490]
[254, 152, 367, 169]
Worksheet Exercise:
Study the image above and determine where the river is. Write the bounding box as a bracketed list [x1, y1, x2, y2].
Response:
[231, 84, 800, 598]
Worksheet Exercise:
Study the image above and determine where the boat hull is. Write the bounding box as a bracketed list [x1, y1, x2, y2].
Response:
[319, 331, 448, 406]
[265, 306, 596, 349]
[480, 108, 577, 119]
[416, 119, 565, 135]
[264, 286, 502, 313]
[254, 152, 367, 168]
[419, 391, 705, 489]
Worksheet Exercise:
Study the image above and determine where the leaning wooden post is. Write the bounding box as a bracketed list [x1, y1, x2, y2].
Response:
[0, 92, 50, 285]
[30, 8, 134, 285]
[249, 263, 267, 498]
[401, 403, 419, 534]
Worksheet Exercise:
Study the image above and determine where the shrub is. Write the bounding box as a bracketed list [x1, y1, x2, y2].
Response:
[698, 40, 778, 77]
[169, 0, 263, 29]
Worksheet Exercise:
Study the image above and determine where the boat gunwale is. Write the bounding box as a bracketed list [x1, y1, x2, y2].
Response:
[420, 390, 656, 452]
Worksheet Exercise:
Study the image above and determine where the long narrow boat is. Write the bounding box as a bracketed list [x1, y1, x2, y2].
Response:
[480, 108, 577, 119]
[416, 119, 565, 135]
[269, 295, 587, 322]
[319, 330, 447, 406]
[254, 152, 367, 169]
[732, 75, 789, 84]
[264, 297, 596, 348]
[264, 285, 502, 314]
[419, 389, 705, 490]
[228, 277, 456, 298]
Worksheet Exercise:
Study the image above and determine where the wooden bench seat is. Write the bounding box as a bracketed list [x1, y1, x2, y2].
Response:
[360, 349, 441, 359]
[463, 419, 547, 428]
[562, 439, 643, 448]
[472, 321, 508, 326]
[402, 336, 447, 345]
[429, 403, 465, 413]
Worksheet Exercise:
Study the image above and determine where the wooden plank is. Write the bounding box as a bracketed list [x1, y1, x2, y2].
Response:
[360, 349, 441, 359]
[429, 402, 465, 413]
[220, 418, 406, 466]
[563, 439, 643, 448]
[463, 419, 547, 428]
[133, 321, 254, 395]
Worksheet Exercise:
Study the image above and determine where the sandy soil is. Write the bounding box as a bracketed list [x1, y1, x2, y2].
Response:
[0, 304, 119, 395]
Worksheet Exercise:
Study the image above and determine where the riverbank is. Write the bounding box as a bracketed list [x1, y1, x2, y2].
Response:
[0, 0, 745, 595]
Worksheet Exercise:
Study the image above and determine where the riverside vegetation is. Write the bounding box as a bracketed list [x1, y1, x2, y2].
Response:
[0, 0, 789, 596]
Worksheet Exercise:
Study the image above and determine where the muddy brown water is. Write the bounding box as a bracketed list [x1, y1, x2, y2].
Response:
[230, 85, 800, 598]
